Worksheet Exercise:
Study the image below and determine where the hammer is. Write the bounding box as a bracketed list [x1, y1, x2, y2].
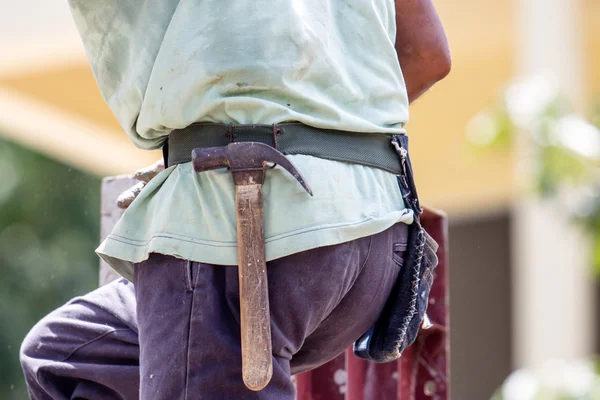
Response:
[192, 142, 313, 390]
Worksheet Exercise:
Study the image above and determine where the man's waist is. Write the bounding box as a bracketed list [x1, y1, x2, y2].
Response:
[165, 122, 403, 175]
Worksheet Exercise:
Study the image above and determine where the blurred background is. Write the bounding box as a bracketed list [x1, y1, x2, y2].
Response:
[0, 0, 599, 399]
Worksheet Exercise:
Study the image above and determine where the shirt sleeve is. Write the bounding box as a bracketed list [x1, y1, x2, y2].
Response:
[68, 0, 179, 149]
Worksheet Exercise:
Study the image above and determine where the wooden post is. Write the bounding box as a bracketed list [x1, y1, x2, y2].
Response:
[99, 176, 136, 286]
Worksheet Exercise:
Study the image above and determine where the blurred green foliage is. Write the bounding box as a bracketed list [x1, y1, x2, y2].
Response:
[0, 137, 100, 400]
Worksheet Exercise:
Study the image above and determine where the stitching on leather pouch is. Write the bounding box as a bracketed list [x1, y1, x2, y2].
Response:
[392, 228, 425, 358]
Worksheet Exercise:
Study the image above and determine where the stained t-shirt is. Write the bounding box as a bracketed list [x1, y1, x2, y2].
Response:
[68, 0, 413, 280]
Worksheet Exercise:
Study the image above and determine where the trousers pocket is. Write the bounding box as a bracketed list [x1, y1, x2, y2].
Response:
[392, 242, 408, 267]
[354, 222, 439, 363]
[184, 260, 195, 292]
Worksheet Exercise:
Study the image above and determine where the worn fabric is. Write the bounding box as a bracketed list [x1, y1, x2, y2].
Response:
[97, 155, 413, 281]
[20, 279, 140, 400]
[21, 223, 408, 399]
[68, 0, 413, 279]
[67, 0, 408, 149]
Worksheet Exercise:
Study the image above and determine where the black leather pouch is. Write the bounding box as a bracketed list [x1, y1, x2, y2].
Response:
[354, 135, 439, 362]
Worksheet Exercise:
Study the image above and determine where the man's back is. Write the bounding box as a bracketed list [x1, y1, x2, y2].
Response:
[74, 0, 415, 281]
[69, 0, 409, 149]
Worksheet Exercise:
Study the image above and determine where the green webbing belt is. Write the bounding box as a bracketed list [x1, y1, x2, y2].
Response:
[166, 122, 403, 175]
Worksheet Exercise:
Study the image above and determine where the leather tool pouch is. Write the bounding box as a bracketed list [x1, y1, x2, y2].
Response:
[354, 135, 439, 362]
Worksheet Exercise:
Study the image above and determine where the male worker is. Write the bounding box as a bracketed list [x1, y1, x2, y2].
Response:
[20, 0, 450, 398]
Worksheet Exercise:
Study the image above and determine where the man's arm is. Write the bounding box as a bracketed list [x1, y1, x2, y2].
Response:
[395, 0, 451, 103]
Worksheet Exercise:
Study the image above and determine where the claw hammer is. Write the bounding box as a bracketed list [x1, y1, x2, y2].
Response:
[192, 142, 312, 390]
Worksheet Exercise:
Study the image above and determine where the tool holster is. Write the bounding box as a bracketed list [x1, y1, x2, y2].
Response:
[354, 135, 440, 362]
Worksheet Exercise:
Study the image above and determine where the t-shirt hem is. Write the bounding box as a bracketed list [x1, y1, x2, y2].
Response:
[97, 210, 414, 281]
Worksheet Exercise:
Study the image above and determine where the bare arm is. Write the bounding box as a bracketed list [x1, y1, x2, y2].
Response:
[395, 0, 451, 103]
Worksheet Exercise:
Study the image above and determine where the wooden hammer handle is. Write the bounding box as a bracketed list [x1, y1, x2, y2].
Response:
[235, 184, 273, 391]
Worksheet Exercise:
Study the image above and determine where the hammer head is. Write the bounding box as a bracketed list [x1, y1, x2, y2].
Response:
[192, 142, 313, 195]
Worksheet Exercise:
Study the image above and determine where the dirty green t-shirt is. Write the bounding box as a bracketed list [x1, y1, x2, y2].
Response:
[68, 0, 413, 280]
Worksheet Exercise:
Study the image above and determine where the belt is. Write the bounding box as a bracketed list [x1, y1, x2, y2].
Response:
[165, 123, 403, 175]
